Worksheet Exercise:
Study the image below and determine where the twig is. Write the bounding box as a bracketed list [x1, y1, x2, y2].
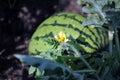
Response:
[0, 49, 5, 55]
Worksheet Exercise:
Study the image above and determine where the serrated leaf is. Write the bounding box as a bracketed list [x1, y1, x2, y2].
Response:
[14, 54, 62, 71]
[14, 54, 83, 80]
[80, 0, 106, 19]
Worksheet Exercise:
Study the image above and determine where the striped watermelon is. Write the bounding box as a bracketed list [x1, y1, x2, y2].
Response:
[29, 12, 108, 55]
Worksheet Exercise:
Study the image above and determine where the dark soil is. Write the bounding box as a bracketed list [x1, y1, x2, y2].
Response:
[0, 0, 83, 80]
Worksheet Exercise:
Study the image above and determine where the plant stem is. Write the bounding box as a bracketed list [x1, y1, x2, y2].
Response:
[101, 66, 109, 80]
[114, 28, 120, 58]
[75, 69, 96, 73]
[108, 28, 114, 55]
[109, 38, 113, 55]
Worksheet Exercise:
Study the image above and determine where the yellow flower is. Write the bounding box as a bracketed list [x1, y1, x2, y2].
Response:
[54, 31, 68, 42]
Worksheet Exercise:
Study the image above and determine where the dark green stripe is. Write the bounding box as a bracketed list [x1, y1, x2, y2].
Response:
[105, 32, 108, 46]
[87, 27, 100, 48]
[55, 13, 83, 24]
[34, 32, 53, 40]
[101, 29, 106, 47]
[102, 30, 108, 46]
[76, 38, 98, 51]
[95, 28, 103, 48]
[99, 28, 104, 47]
[41, 20, 67, 27]
[74, 28, 98, 50]
[41, 21, 77, 29]
[34, 36, 40, 41]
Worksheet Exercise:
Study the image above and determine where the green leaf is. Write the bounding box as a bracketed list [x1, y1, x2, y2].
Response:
[29, 66, 36, 74]
[79, 0, 120, 28]
[82, 15, 104, 26]
[14, 54, 83, 80]
[81, 0, 106, 19]
[82, 6, 96, 13]
[44, 38, 59, 48]
[35, 68, 43, 79]
[14, 54, 61, 72]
